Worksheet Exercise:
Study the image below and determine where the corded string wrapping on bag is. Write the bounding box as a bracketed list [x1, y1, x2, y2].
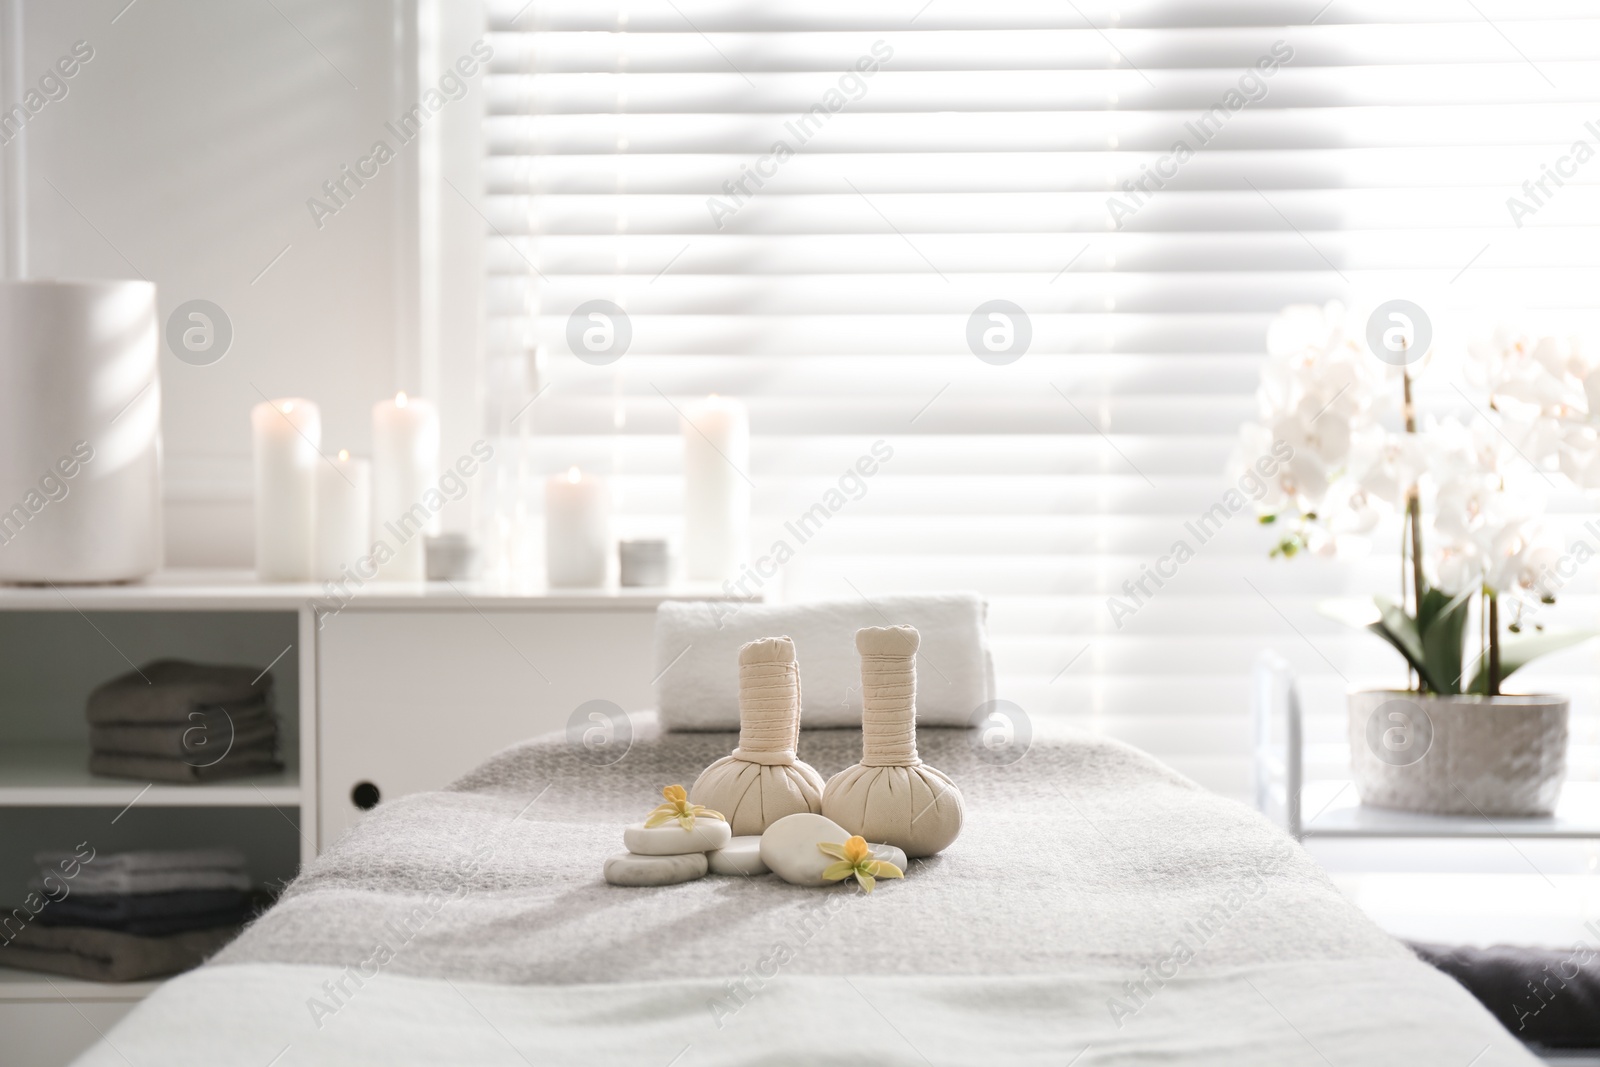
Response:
[859, 638, 920, 767]
[732, 642, 799, 766]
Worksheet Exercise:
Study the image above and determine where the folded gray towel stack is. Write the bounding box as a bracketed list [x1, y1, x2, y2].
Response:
[34, 849, 253, 896]
[2, 849, 256, 981]
[85, 660, 283, 783]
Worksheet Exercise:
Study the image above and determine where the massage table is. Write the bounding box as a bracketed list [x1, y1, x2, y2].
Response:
[74, 715, 1538, 1065]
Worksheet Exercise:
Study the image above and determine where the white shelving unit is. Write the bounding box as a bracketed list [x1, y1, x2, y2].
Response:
[0, 567, 720, 611]
[0, 568, 723, 848]
[1301, 780, 1600, 839]
[0, 965, 161, 1002]
[0, 571, 319, 858]
[0, 967, 162, 1067]
[1253, 652, 1600, 843]
[0, 568, 722, 1066]
[0, 573, 314, 1032]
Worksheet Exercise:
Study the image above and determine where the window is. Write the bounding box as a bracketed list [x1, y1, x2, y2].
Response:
[482, 0, 1600, 797]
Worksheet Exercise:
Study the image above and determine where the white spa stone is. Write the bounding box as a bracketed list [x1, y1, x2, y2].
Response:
[869, 843, 908, 873]
[760, 812, 854, 887]
[603, 851, 708, 887]
[707, 835, 769, 876]
[622, 820, 732, 856]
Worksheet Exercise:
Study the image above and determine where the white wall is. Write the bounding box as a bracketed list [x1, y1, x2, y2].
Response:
[0, 0, 484, 567]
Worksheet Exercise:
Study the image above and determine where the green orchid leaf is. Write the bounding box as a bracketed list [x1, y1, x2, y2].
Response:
[1414, 584, 1465, 632]
[1369, 596, 1436, 690]
[1467, 628, 1598, 695]
[1318, 595, 1437, 689]
[1418, 586, 1472, 696]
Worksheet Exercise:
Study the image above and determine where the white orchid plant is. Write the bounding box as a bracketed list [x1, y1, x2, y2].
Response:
[1234, 303, 1595, 697]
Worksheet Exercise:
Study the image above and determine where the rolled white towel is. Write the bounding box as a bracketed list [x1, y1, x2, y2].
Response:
[653, 593, 993, 730]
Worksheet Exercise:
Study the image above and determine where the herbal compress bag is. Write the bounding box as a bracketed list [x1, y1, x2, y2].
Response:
[690, 636, 825, 835]
[822, 625, 964, 857]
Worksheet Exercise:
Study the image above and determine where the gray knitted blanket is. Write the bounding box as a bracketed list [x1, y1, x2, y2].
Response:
[74, 717, 1537, 1066]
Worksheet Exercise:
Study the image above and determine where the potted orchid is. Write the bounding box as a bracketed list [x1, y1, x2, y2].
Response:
[1235, 304, 1595, 816]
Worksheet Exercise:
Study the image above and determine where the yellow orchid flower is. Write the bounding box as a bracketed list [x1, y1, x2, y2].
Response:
[644, 784, 726, 830]
[818, 835, 905, 894]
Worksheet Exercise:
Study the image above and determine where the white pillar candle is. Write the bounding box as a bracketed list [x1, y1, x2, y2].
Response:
[545, 467, 610, 588]
[371, 392, 440, 581]
[315, 450, 372, 582]
[250, 397, 321, 582]
[681, 395, 750, 581]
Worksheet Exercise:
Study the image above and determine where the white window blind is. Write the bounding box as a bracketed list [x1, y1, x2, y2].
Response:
[481, 0, 1600, 798]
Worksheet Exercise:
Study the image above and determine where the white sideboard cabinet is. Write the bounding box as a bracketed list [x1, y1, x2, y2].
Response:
[0, 570, 721, 1065]
[317, 603, 661, 845]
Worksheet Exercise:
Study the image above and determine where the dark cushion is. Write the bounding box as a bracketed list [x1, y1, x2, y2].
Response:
[1409, 941, 1600, 1049]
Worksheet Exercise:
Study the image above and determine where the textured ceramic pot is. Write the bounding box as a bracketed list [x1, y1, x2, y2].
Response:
[1347, 690, 1567, 816]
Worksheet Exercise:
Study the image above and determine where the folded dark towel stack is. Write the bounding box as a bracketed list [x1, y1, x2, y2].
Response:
[3, 850, 259, 981]
[36, 888, 256, 936]
[86, 659, 282, 783]
[0, 923, 240, 982]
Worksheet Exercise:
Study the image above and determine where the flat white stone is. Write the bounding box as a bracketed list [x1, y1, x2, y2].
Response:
[707, 835, 769, 876]
[603, 851, 708, 887]
[760, 812, 852, 887]
[623, 819, 732, 856]
[869, 843, 908, 873]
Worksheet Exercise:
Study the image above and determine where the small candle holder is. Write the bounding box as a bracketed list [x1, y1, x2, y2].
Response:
[425, 533, 478, 581]
[619, 539, 671, 587]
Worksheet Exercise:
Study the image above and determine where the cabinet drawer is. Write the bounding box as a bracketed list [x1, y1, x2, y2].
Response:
[317, 607, 657, 847]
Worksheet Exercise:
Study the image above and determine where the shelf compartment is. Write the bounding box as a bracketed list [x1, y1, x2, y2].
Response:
[0, 964, 159, 1003]
[0, 742, 300, 808]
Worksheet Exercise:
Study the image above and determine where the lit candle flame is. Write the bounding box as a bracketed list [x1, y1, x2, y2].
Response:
[281, 401, 294, 414]
[338, 449, 350, 462]
[396, 391, 409, 408]
[567, 466, 581, 483]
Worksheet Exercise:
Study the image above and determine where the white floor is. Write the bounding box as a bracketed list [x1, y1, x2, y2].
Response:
[1308, 839, 1600, 1066]
[1309, 838, 1600, 947]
